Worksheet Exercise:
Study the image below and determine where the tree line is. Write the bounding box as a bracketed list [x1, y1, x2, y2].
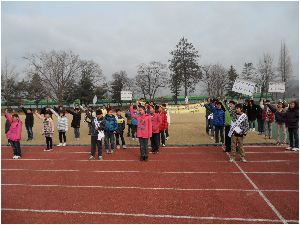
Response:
[1, 38, 294, 108]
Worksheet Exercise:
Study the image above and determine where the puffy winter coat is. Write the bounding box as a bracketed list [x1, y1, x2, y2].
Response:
[104, 114, 118, 133]
[262, 106, 274, 122]
[115, 115, 125, 134]
[5, 113, 22, 142]
[66, 109, 81, 128]
[266, 104, 286, 124]
[209, 102, 225, 126]
[130, 106, 152, 138]
[150, 113, 162, 134]
[159, 111, 168, 131]
[35, 112, 55, 137]
[278, 107, 299, 128]
[50, 109, 69, 132]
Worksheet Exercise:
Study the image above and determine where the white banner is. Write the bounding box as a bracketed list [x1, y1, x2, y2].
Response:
[268, 82, 285, 93]
[121, 91, 132, 100]
[232, 78, 256, 96]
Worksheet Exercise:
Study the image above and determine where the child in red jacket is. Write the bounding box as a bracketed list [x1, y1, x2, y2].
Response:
[158, 106, 168, 147]
[5, 109, 22, 159]
[130, 104, 152, 161]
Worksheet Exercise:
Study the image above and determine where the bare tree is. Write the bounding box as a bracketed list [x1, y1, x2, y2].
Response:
[23, 50, 82, 106]
[210, 63, 228, 96]
[1, 57, 20, 108]
[256, 53, 276, 98]
[201, 64, 213, 96]
[278, 39, 294, 99]
[135, 61, 168, 101]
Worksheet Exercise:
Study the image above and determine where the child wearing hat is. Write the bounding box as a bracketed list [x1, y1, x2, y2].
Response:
[5, 109, 23, 159]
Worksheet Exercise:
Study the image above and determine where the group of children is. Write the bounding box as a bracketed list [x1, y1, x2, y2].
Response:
[203, 96, 299, 162]
[5, 99, 170, 161]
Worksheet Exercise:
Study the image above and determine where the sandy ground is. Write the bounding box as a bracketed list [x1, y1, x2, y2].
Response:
[2, 112, 277, 146]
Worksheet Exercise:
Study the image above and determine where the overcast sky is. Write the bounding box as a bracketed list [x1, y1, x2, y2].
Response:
[1, 1, 299, 96]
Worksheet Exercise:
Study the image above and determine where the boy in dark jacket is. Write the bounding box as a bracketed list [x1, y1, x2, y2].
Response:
[115, 109, 126, 149]
[21, 105, 34, 141]
[104, 108, 118, 154]
[83, 107, 107, 160]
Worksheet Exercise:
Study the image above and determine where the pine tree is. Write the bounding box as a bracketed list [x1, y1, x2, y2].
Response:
[169, 37, 201, 97]
[226, 65, 239, 98]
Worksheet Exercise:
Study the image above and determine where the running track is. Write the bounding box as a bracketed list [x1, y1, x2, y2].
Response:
[1, 145, 299, 224]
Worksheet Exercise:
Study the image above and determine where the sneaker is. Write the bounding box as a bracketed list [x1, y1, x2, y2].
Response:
[77, 138, 80, 141]
[63, 143, 66, 147]
[117, 145, 120, 149]
[123, 145, 126, 149]
[132, 138, 134, 141]
[74, 138, 77, 141]
[223, 149, 231, 152]
[57, 143, 62, 147]
[49, 148, 53, 151]
[211, 137, 214, 140]
[44, 148, 50, 151]
[220, 142, 223, 146]
[111, 149, 114, 154]
[166, 136, 169, 140]
[153, 150, 159, 154]
[98, 156, 103, 160]
[286, 146, 292, 150]
[258, 132, 261, 135]
[269, 137, 273, 139]
[240, 158, 247, 163]
[140, 156, 144, 161]
[204, 133, 208, 136]
[150, 149, 155, 153]
[135, 138, 138, 141]
[281, 142, 287, 145]
[292, 147, 299, 151]
[105, 149, 109, 154]
[264, 137, 268, 139]
[276, 142, 280, 145]
[228, 158, 234, 162]
[89, 155, 95, 160]
[145, 156, 148, 161]
[12, 155, 17, 159]
[162, 144, 165, 147]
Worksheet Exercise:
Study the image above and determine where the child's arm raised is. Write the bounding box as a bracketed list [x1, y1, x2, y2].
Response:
[50, 108, 59, 118]
[130, 106, 138, 120]
[5, 109, 13, 123]
[35, 110, 44, 120]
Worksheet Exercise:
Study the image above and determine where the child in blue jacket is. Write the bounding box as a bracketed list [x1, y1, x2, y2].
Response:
[209, 99, 225, 145]
[126, 105, 139, 141]
[104, 108, 118, 154]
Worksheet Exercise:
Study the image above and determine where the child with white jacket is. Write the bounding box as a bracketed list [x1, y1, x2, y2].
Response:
[50, 108, 68, 146]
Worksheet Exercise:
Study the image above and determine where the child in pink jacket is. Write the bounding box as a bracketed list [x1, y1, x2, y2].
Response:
[5, 109, 22, 159]
[130, 104, 152, 161]
[150, 105, 162, 154]
[35, 110, 55, 151]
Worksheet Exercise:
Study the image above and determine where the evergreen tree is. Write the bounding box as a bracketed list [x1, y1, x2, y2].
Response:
[169, 37, 201, 97]
[110, 70, 129, 106]
[226, 65, 239, 98]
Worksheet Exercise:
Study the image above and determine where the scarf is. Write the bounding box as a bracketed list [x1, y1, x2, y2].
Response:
[94, 117, 104, 141]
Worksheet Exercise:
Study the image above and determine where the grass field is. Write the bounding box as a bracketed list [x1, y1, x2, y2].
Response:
[2, 112, 281, 147]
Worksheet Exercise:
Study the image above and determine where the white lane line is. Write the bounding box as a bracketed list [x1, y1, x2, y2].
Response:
[2, 208, 298, 223]
[2, 168, 298, 175]
[2, 183, 298, 193]
[228, 153, 288, 224]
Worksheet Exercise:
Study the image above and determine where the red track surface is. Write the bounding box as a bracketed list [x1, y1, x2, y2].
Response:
[1, 145, 299, 224]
